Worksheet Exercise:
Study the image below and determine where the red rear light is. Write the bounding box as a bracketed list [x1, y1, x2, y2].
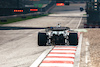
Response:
[30, 9, 38, 11]
[56, 3, 64, 6]
[14, 10, 23, 12]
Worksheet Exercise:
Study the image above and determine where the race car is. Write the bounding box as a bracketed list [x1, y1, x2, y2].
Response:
[38, 24, 78, 46]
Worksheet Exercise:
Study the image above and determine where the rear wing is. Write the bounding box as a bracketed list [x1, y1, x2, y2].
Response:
[46, 27, 70, 31]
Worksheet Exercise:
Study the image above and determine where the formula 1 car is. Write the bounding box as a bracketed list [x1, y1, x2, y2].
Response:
[38, 24, 78, 46]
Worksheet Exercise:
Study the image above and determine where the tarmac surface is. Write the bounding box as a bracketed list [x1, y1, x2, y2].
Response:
[0, 3, 85, 67]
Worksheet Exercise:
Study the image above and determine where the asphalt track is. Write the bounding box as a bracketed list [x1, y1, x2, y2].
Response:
[0, 3, 85, 67]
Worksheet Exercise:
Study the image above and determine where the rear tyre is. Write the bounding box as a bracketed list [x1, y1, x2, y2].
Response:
[69, 33, 78, 45]
[38, 32, 47, 46]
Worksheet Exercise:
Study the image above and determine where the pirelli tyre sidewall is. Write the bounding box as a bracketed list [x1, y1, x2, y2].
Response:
[69, 33, 78, 45]
[38, 32, 47, 46]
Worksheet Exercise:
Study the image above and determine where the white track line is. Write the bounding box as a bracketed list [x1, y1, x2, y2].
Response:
[39, 63, 74, 67]
[85, 40, 90, 67]
[54, 48, 76, 49]
[51, 50, 76, 53]
[85, 46, 88, 65]
[76, 17, 82, 29]
[74, 33, 83, 67]
[30, 46, 53, 67]
[48, 54, 75, 57]
[44, 58, 74, 61]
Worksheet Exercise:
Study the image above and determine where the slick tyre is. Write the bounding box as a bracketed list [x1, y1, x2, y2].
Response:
[69, 33, 78, 45]
[38, 32, 47, 46]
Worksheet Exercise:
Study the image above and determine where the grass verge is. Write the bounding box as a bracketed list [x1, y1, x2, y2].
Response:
[0, 14, 48, 24]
